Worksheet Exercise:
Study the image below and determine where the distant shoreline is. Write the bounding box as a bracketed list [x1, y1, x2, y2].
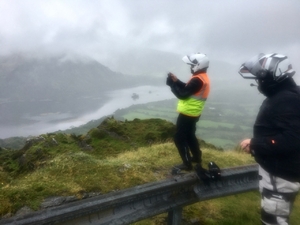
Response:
[0, 85, 172, 139]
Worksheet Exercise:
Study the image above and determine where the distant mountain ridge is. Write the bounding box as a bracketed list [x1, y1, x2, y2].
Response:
[0, 52, 245, 103]
[0, 53, 161, 129]
[0, 53, 149, 102]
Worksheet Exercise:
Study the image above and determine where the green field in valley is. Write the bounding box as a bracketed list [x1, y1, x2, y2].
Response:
[114, 98, 259, 150]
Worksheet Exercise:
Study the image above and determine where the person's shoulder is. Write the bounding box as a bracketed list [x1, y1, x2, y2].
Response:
[296, 86, 300, 94]
[280, 86, 300, 98]
[190, 77, 202, 85]
[270, 87, 300, 110]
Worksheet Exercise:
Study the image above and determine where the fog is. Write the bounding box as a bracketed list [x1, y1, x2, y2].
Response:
[1, 0, 300, 138]
[1, 0, 300, 71]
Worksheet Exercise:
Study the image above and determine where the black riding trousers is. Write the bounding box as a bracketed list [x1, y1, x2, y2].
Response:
[174, 113, 201, 166]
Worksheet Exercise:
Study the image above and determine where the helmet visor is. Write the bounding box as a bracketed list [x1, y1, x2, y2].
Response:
[182, 55, 196, 65]
[239, 53, 265, 79]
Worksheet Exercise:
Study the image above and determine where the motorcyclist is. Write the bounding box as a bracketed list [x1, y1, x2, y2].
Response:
[239, 53, 300, 225]
[166, 53, 210, 171]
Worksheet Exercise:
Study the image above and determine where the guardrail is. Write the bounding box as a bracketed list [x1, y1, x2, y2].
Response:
[0, 164, 259, 225]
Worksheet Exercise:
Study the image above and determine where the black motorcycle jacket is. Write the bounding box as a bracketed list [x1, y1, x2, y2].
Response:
[250, 78, 300, 182]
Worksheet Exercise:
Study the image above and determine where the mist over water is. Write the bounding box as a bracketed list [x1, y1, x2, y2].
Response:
[0, 86, 174, 139]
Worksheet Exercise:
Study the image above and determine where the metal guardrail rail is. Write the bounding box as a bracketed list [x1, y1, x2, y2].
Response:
[0, 164, 259, 225]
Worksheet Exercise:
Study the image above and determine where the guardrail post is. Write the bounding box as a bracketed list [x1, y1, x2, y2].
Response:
[167, 207, 182, 225]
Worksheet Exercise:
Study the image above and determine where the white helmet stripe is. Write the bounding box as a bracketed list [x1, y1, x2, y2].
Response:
[274, 54, 286, 58]
[264, 57, 273, 70]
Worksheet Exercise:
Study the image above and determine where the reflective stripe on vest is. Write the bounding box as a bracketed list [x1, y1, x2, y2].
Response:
[177, 73, 210, 117]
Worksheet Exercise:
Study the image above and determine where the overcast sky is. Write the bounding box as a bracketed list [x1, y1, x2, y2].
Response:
[1, 0, 300, 70]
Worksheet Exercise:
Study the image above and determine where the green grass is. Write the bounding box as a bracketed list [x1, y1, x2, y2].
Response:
[202, 138, 236, 150]
[0, 142, 258, 222]
[122, 112, 158, 120]
[198, 120, 249, 130]
[112, 100, 254, 150]
[121, 109, 177, 122]
[1, 118, 299, 224]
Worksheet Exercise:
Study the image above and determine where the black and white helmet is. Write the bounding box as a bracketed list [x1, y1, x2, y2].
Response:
[182, 53, 209, 73]
[239, 53, 295, 83]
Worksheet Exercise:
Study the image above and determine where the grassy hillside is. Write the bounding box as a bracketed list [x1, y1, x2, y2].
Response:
[0, 117, 177, 216]
[0, 118, 299, 224]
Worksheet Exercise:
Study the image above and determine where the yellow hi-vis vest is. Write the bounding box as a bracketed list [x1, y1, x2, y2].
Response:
[177, 73, 210, 117]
